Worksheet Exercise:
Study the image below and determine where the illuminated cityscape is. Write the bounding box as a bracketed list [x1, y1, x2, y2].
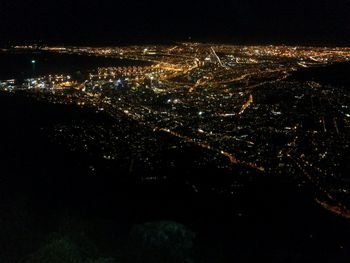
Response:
[1, 43, 350, 221]
[2, 0, 350, 260]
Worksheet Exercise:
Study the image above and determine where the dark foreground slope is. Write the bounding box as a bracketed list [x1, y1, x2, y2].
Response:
[0, 91, 350, 263]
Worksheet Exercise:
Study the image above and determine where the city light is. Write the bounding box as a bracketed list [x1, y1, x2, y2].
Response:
[1, 42, 350, 219]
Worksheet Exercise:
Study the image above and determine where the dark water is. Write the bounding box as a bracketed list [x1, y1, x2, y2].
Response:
[0, 50, 150, 80]
[289, 61, 350, 87]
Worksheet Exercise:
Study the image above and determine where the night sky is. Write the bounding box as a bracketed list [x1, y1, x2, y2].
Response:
[1, 0, 349, 45]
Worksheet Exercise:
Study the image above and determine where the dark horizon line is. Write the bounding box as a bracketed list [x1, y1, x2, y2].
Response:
[1, 36, 350, 48]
